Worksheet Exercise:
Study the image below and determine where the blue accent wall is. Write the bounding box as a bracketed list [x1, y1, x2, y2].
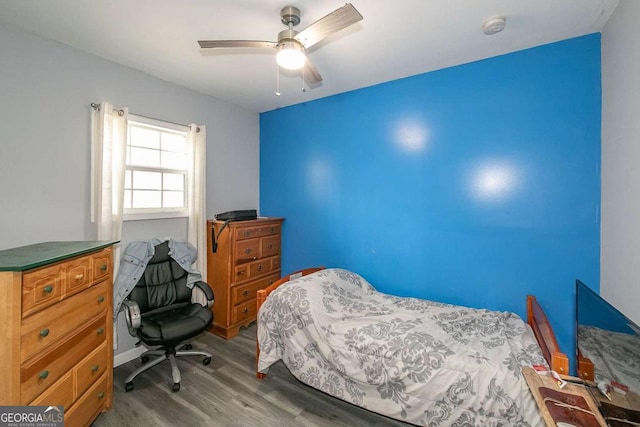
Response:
[260, 34, 601, 373]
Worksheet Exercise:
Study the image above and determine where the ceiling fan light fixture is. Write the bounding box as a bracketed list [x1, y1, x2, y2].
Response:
[276, 40, 305, 70]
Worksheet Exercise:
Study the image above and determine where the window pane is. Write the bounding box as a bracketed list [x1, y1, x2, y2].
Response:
[124, 190, 132, 209]
[132, 190, 161, 208]
[133, 170, 161, 190]
[130, 126, 160, 149]
[161, 151, 186, 170]
[130, 147, 161, 167]
[163, 173, 184, 191]
[163, 191, 184, 208]
[125, 119, 191, 217]
[162, 132, 186, 153]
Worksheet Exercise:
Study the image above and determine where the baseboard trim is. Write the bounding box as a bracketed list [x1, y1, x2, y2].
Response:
[114, 346, 147, 367]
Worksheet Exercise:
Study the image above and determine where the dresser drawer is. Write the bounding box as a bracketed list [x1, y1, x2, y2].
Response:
[258, 224, 280, 237]
[235, 226, 261, 241]
[22, 263, 65, 317]
[75, 342, 108, 398]
[64, 255, 92, 294]
[231, 273, 279, 306]
[234, 224, 281, 241]
[232, 299, 257, 324]
[249, 259, 272, 278]
[30, 371, 74, 410]
[92, 248, 112, 283]
[21, 281, 109, 362]
[261, 235, 280, 257]
[234, 264, 249, 281]
[65, 374, 108, 427]
[235, 239, 260, 262]
[271, 256, 280, 270]
[21, 314, 107, 404]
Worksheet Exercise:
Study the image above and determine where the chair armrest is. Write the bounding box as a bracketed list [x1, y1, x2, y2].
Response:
[193, 281, 214, 307]
[122, 299, 141, 337]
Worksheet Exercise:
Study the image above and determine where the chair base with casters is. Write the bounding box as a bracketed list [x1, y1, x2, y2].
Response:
[124, 342, 212, 392]
[120, 240, 215, 393]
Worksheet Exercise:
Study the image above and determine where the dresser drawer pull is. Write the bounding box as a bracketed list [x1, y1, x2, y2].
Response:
[97, 296, 105, 303]
[267, 244, 273, 249]
[270, 227, 275, 233]
[98, 392, 105, 399]
[43, 285, 54, 294]
[257, 265, 263, 272]
[39, 370, 49, 380]
[242, 289, 249, 297]
[242, 308, 249, 314]
[100, 264, 108, 271]
[39, 328, 50, 338]
[91, 365, 100, 373]
[243, 231, 250, 237]
[237, 271, 245, 276]
[97, 327, 105, 335]
[75, 273, 84, 281]
[244, 248, 252, 254]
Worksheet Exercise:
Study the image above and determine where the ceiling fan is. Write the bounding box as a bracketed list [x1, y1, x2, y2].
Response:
[198, 3, 363, 87]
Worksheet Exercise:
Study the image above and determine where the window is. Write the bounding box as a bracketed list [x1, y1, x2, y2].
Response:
[124, 115, 190, 220]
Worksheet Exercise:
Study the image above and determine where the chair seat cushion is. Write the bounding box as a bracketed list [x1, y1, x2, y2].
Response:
[137, 302, 213, 346]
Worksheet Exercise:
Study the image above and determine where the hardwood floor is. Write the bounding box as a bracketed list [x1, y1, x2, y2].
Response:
[94, 325, 412, 427]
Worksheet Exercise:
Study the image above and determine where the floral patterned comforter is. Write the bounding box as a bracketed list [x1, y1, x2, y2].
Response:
[257, 268, 546, 426]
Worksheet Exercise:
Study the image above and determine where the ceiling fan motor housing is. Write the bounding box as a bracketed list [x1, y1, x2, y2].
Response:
[278, 29, 300, 44]
[280, 6, 301, 26]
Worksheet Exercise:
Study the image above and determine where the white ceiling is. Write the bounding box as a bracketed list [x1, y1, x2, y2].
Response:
[0, 0, 619, 113]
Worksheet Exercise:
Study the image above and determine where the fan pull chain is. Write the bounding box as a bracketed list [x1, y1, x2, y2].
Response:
[302, 62, 306, 93]
[275, 64, 281, 96]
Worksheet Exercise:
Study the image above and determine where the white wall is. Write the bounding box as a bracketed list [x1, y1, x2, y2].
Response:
[601, 0, 640, 324]
[0, 23, 260, 354]
[0, 23, 259, 249]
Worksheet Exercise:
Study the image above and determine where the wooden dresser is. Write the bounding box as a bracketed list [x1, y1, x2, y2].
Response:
[0, 240, 117, 427]
[207, 217, 283, 339]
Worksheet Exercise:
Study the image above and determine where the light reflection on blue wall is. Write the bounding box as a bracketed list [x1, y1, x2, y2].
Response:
[392, 118, 430, 153]
[470, 161, 518, 202]
[260, 34, 601, 374]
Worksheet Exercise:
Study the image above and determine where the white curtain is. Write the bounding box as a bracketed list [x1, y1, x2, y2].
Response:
[187, 124, 207, 279]
[91, 102, 128, 275]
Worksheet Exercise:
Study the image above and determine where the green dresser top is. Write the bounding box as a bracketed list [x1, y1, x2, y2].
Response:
[0, 240, 119, 271]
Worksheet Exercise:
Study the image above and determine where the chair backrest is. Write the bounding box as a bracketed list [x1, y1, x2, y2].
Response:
[128, 241, 193, 314]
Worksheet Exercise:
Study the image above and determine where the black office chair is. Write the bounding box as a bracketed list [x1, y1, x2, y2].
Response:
[122, 240, 214, 392]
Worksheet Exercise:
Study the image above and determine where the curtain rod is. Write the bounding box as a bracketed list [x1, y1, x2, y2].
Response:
[91, 102, 125, 117]
[90, 102, 193, 130]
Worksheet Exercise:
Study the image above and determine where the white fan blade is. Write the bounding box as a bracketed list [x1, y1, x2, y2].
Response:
[294, 3, 363, 49]
[198, 40, 277, 49]
[304, 57, 323, 85]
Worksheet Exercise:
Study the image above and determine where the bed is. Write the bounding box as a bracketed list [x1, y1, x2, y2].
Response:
[256, 267, 567, 426]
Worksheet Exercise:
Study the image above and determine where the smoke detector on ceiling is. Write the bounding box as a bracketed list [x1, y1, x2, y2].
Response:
[483, 16, 506, 35]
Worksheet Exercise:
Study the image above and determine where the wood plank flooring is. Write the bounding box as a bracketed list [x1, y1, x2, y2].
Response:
[93, 325, 412, 427]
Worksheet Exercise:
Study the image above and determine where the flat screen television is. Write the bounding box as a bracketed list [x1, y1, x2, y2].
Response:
[576, 279, 640, 395]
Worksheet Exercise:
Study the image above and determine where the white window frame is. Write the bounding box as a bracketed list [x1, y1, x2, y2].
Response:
[123, 114, 190, 221]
